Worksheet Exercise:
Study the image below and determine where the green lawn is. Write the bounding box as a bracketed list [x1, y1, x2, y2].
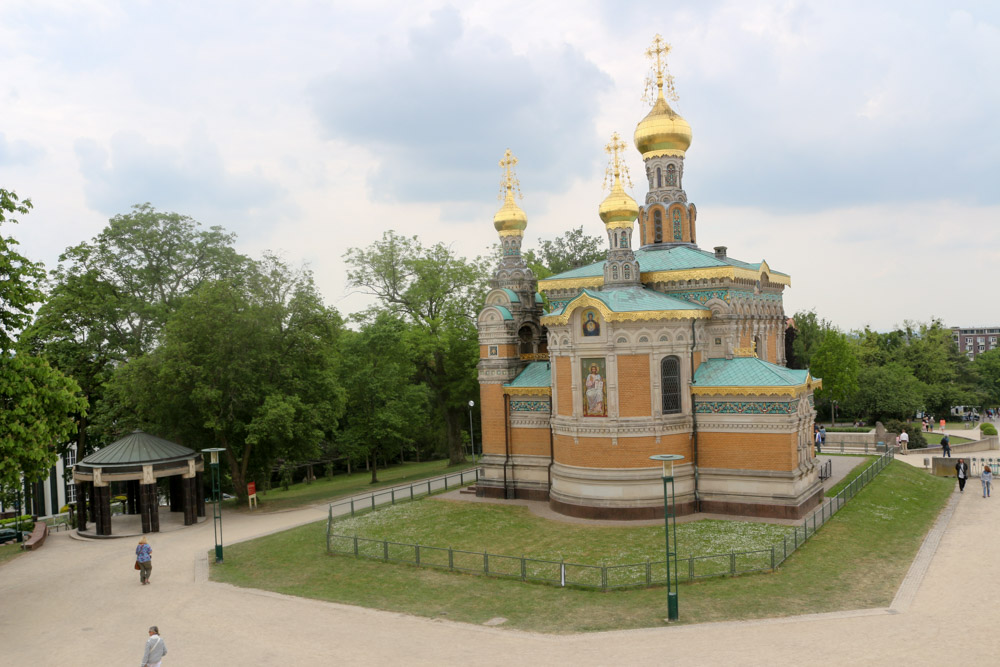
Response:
[211, 461, 953, 631]
[924, 433, 974, 446]
[331, 500, 793, 564]
[0, 543, 25, 566]
[227, 458, 471, 512]
[825, 456, 877, 497]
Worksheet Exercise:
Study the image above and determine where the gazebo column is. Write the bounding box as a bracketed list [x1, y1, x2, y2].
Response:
[139, 465, 160, 533]
[195, 471, 205, 518]
[127, 480, 139, 514]
[93, 468, 112, 536]
[75, 482, 87, 532]
[182, 460, 197, 526]
[88, 481, 97, 524]
[169, 476, 183, 512]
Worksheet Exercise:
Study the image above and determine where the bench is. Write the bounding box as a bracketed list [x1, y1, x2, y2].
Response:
[21, 522, 49, 551]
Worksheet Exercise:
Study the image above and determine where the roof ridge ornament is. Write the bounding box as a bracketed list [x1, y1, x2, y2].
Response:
[603, 132, 633, 191]
[498, 148, 522, 203]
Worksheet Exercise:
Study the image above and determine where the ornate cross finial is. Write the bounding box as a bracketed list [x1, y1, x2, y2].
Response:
[643, 34, 679, 105]
[603, 132, 632, 190]
[498, 148, 522, 201]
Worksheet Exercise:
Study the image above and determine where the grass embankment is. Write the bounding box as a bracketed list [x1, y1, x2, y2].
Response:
[924, 433, 973, 446]
[0, 543, 25, 566]
[211, 461, 953, 632]
[226, 458, 468, 512]
[825, 456, 876, 497]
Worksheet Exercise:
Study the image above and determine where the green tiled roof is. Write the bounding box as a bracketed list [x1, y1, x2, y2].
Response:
[506, 361, 551, 388]
[581, 287, 708, 313]
[80, 431, 198, 468]
[501, 288, 520, 303]
[694, 357, 811, 388]
[489, 305, 514, 320]
[543, 245, 789, 282]
[534, 292, 544, 304]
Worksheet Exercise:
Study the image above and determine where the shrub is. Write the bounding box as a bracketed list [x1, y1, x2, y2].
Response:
[827, 427, 871, 433]
[885, 420, 927, 449]
[0, 515, 33, 528]
[982, 423, 998, 436]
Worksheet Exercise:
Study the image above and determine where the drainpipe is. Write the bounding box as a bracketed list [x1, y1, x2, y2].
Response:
[548, 389, 555, 496]
[503, 393, 512, 499]
[690, 319, 700, 512]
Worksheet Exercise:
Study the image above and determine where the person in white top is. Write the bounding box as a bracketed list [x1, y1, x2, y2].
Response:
[897, 430, 909, 454]
[141, 626, 167, 667]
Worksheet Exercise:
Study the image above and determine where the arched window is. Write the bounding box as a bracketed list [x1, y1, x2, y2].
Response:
[654, 209, 663, 243]
[673, 208, 682, 240]
[666, 164, 677, 186]
[612, 264, 619, 280]
[656, 167, 662, 188]
[620, 231, 628, 248]
[623, 264, 631, 279]
[661, 356, 681, 414]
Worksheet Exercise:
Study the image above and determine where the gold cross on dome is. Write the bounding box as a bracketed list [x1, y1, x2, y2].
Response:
[643, 34, 679, 104]
[604, 132, 633, 190]
[498, 148, 522, 201]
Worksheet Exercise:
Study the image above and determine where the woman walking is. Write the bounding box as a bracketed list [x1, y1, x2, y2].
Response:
[136, 536, 153, 585]
[983, 465, 993, 498]
[955, 459, 969, 494]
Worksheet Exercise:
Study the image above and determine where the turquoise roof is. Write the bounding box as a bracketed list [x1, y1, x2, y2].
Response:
[489, 305, 514, 320]
[501, 288, 520, 303]
[534, 292, 544, 304]
[694, 357, 811, 388]
[506, 361, 551, 388]
[548, 287, 708, 317]
[543, 245, 789, 282]
[79, 431, 198, 468]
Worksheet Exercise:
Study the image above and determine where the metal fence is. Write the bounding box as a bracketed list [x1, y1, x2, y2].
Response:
[326, 450, 895, 590]
[325, 467, 481, 521]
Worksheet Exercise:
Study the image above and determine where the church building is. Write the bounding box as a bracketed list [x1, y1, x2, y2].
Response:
[476, 37, 823, 519]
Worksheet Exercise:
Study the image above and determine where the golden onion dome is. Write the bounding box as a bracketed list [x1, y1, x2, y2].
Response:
[634, 88, 692, 159]
[598, 173, 639, 226]
[493, 186, 528, 234]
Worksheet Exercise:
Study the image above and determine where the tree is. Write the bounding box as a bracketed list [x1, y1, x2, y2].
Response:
[0, 188, 87, 499]
[339, 313, 430, 483]
[809, 330, 859, 423]
[853, 363, 925, 422]
[787, 310, 835, 369]
[344, 231, 485, 465]
[523, 226, 605, 278]
[111, 256, 345, 501]
[21, 203, 248, 457]
[976, 348, 1000, 406]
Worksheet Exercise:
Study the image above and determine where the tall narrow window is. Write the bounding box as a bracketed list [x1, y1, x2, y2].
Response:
[612, 264, 619, 280]
[656, 167, 662, 188]
[623, 264, 631, 280]
[661, 356, 681, 414]
[673, 209, 682, 240]
[654, 209, 663, 243]
[666, 164, 677, 186]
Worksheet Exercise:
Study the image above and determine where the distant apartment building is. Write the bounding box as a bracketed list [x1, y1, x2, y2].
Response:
[952, 326, 1000, 359]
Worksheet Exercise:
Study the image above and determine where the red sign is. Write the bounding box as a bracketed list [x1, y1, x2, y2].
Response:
[247, 482, 256, 496]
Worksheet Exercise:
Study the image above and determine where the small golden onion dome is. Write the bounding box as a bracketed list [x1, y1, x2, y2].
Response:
[493, 186, 528, 234]
[599, 174, 639, 225]
[634, 90, 692, 159]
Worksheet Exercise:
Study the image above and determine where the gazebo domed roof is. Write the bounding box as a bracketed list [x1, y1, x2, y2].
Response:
[78, 430, 199, 469]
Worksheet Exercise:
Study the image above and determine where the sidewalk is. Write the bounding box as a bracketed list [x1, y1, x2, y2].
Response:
[0, 468, 996, 665]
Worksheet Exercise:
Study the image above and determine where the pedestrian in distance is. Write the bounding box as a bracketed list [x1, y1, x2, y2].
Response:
[897, 429, 909, 454]
[956, 459, 969, 493]
[819, 425, 827, 452]
[815, 427, 822, 453]
[941, 434, 951, 458]
[141, 625, 167, 667]
[136, 535, 152, 585]
[983, 465, 993, 498]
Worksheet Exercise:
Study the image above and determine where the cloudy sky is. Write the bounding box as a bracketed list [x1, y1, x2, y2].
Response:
[2, 1, 997, 331]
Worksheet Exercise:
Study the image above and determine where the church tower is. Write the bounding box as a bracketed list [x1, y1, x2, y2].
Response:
[599, 132, 641, 289]
[634, 35, 697, 247]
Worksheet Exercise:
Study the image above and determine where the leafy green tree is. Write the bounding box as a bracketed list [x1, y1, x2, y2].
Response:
[853, 363, 925, 421]
[21, 204, 248, 456]
[339, 313, 430, 483]
[0, 188, 87, 501]
[345, 231, 485, 465]
[111, 257, 345, 500]
[976, 348, 1000, 406]
[809, 330, 859, 423]
[522, 225, 605, 279]
[788, 310, 835, 369]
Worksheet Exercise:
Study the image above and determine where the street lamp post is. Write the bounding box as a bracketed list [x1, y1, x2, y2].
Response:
[468, 400, 477, 466]
[649, 454, 684, 621]
[202, 448, 226, 563]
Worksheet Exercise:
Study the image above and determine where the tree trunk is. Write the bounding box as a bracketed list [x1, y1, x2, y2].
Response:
[370, 455, 378, 484]
[222, 435, 249, 503]
[445, 407, 464, 465]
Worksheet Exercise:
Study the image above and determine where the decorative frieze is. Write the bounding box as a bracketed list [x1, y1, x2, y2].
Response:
[695, 400, 797, 415]
[511, 400, 551, 412]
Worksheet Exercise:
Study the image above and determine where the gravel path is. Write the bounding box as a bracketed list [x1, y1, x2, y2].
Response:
[0, 452, 990, 666]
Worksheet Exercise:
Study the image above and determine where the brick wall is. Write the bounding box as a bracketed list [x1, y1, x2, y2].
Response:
[553, 433, 692, 468]
[617, 354, 651, 417]
[510, 426, 551, 456]
[556, 356, 573, 416]
[697, 431, 797, 471]
[480, 384, 507, 456]
[480, 344, 518, 359]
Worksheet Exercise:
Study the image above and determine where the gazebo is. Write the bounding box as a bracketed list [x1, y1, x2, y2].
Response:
[73, 431, 205, 536]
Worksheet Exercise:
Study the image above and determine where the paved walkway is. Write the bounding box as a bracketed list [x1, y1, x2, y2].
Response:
[0, 454, 993, 666]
